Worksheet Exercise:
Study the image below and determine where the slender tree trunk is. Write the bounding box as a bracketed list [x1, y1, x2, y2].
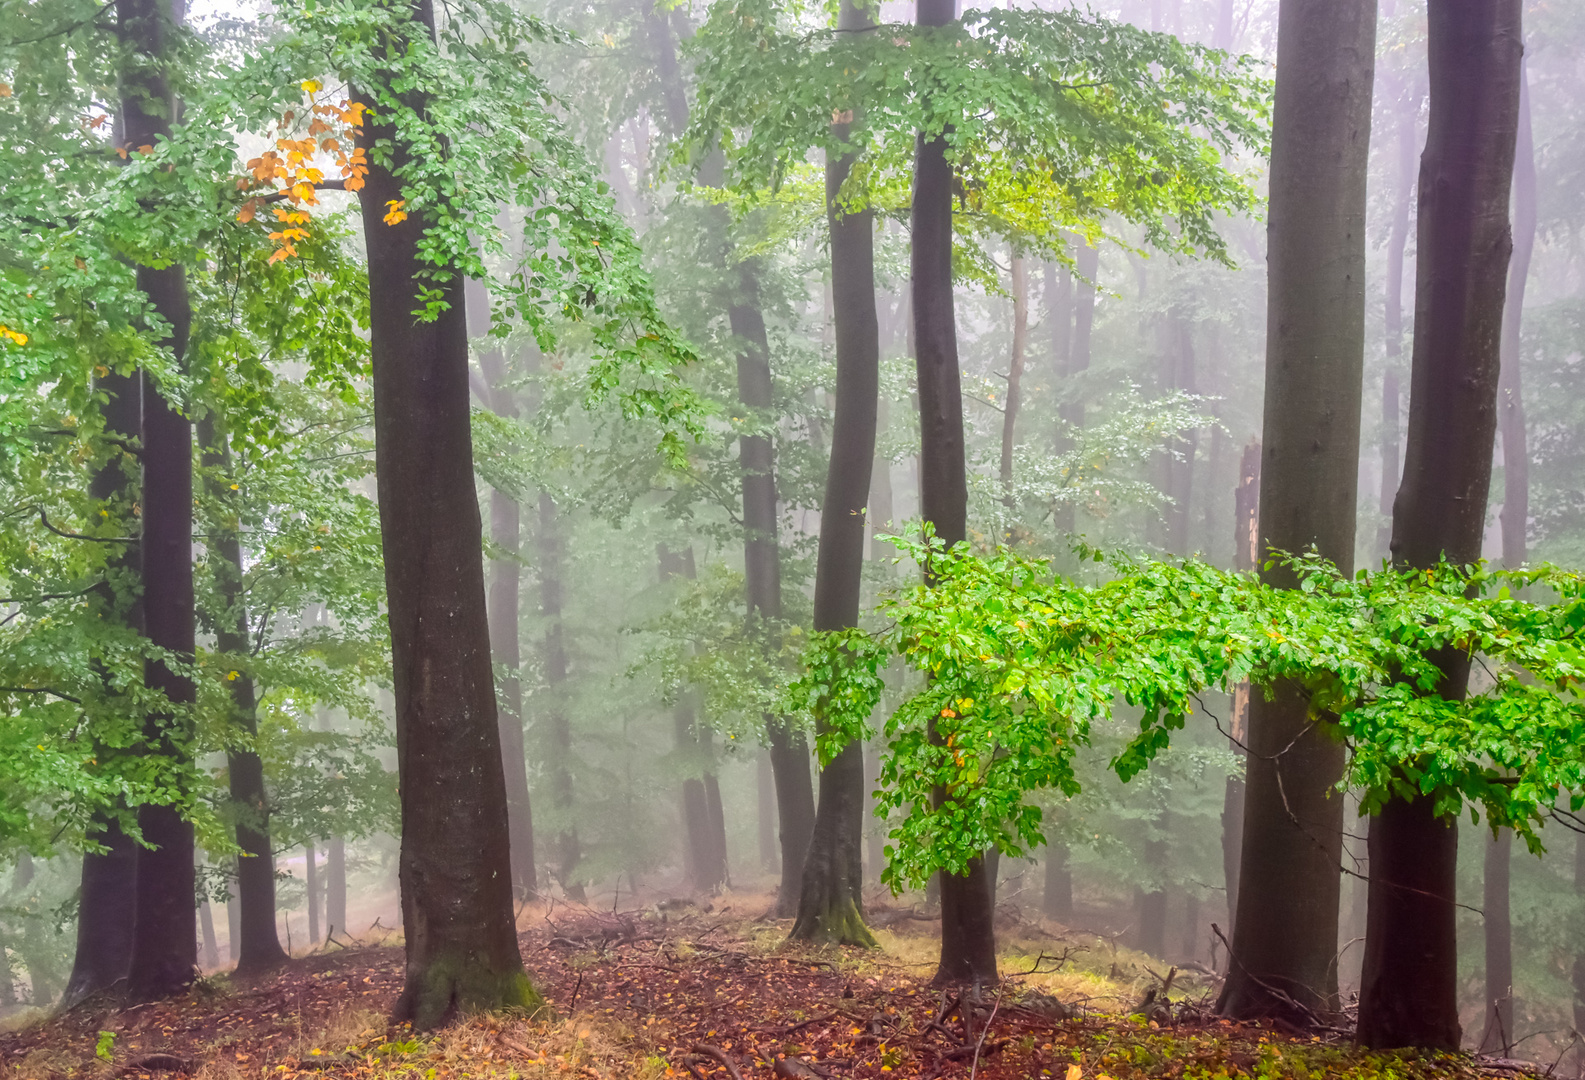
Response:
[1182, 893, 1202, 961]
[1480, 64, 1533, 1060]
[758, 753, 779, 874]
[1217, 0, 1375, 1024]
[1377, 76, 1423, 562]
[1358, 0, 1522, 1051]
[1055, 242, 1099, 536]
[1137, 814, 1168, 957]
[1220, 440, 1258, 943]
[1160, 315, 1197, 555]
[537, 490, 582, 903]
[226, 872, 240, 963]
[1042, 843, 1072, 922]
[1479, 829, 1514, 1052]
[353, 0, 535, 1027]
[1574, 836, 1585, 1071]
[869, 400, 894, 560]
[64, 370, 142, 1008]
[998, 253, 1028, 517]
[198, 417, 288, 973]
[467, 280, 537, 901]
[305, 843, 320, 945]
[914, 0, 997, 988]
[661, 544, 728, 894]
[729, 270, 817, 917]
[199, 900, 220, 971]
[326, 837, 346, 940]
[793, 0, 881, 944]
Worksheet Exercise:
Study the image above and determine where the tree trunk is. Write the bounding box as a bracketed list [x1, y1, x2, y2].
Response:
[226, 872, 240, 963]
[537, 490, 582, 903]
[998, 253, 1028, 513]
[326, 837, 347, 940]
[1220, 440, 1259, 943]
[1137, 820, 1168, 958]
[1054, 242, 1098, 535]
[914, 0, 997, 988]
[116, 0, 199, 1005]
[199, 900, 220, 971]
[305, 843, 320, 945]
[730, 270, 817, 917]
[1377, 76, 1423, 562]
[466, 279, 538, 901]
[1479, 829, 1514, 1053]
[1042, 844, 1072, 922]
[1217, 0, 1375, 1024]
[198, 416, 288, 973]
[1480, 63, 1533, 1061]
[1157, 315, 1197, 555]
[1574, 835, 1585, 1069]
[1358, 0, 1522, 1051]
[64, 369, 142, 1008]
[869, 400, 893, 560]
[793, 0, 881, 945]
[758, 753, 779, 874]
[353, 0, 535, 1027]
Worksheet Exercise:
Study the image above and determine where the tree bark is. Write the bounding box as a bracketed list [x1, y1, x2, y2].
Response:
[64, 369, 142, 1008]
[1479, 829, 1514, 1053]
[793, 0, 881, 945]
[730, 270, 817, 917]
[305, 843, 320, 945]
[1377, 75, 1423, 562]
[197, 416, 288, 974]
[1358, 0, 1522, 1051]
[1217, 0, 1375, 1024]
[353, 0, 535, 1027]
[914, 0, 997, 988]
[199, 900, 220, 971]
[1480, 63, 1533, 1060]
[1042, 843, 1072, 922]
[326, 837, 347, 940]
[1137, 817, 1168, 958]
[1054, 242, 1098, 536]
[757, 753, 779, 874]
[536, 490, 582, 903]
[466, 279, 538, 901]
[998, 253, 1028, 512]
[1220, 439, 1259, 944]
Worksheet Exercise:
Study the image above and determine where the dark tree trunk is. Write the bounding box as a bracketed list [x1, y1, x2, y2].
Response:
[1479, 829, 1514, 1053]
[1217, 0, 1375, 1025]
[198, 417, 288, 973]
[117, 0, 198, 1005]
[227, 866, 240, 962]
[353, 0, 534, 1026]
[914, 0, 997, 988]
[1137, 819, 1168, 958]
[1377, 75, 1422, 562]
[1182, 893, 1202, 961]
[1481, 63, 1533, 1061]
[1358, 0, 1522, 1051]
[64, 818, 138, 1005]
[1220, 440, 1259, 943]
[1574, 836, 1585, 1065]
[869, 399, 894, 560]
[1042, 844, 1072, 922]
[326, 837, 347, 940]
[305, 843, 320, 945]
[64, 369, 142, 1008]
[536, 490, 582, 903]
[466, 279, 537, 901]
[793, 0, 881, 944]
[730, 272, 817, 917]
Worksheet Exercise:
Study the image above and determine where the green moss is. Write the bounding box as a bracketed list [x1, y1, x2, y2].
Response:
[399, 953, 547, 1031]
[788, 895, 879, 948]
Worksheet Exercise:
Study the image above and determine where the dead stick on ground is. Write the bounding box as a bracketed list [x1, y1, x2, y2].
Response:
[968, 988, 1004, 1080]
[1210, 923, 1325, 1029]
[689, 1044, 745, 1080]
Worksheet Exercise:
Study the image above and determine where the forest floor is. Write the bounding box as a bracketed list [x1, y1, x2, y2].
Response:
[0, 896, 1549, 1080]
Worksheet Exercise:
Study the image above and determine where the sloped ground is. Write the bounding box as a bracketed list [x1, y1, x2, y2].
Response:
[0, 900, 1537, 1080]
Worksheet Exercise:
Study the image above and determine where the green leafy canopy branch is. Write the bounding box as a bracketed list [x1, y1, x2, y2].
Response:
[684, 0, 1271, 263]
[790, 531, 1585, 891]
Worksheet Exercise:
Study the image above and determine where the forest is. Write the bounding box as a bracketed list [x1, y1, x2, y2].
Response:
[1, 0, 1584, 1076]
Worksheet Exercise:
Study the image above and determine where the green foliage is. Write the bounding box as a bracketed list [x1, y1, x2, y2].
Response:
[795, 531, 1585, 890]
[686, 0, 1270, 262]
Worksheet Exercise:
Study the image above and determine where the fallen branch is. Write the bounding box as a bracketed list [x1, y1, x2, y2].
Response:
[687, 1044, 745, 1080]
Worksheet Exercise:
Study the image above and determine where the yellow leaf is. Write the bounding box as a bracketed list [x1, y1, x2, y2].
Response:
[0, 325, 28, 346]
[301, 78, 322, 94]
[1066, 1066, 1082, 1080]
[383, 199, 408, 225]
[0, 83, 11, 97]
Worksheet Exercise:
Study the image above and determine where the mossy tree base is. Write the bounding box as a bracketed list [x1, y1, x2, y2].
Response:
[393, 953, 546, 1031]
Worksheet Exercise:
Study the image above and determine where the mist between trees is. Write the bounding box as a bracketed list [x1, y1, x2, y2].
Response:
[2, 0, 1584, 1062]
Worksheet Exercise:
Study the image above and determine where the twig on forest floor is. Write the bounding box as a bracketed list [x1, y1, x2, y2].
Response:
[968, 987, 1004, 1080]
[755, 1011, 840, 1036]
[687, 1044, 745, 1080]
[1210, 923, 1328, 1031]
[568, 972, 584, 1013]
